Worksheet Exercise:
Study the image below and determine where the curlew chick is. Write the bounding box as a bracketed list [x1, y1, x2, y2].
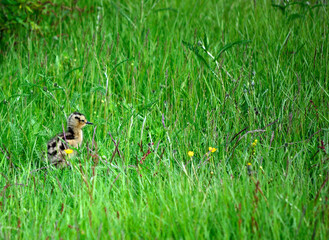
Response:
[47, 112, 93, 167]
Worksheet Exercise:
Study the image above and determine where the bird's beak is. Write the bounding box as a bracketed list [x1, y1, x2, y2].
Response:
[86, 121, 93, 125]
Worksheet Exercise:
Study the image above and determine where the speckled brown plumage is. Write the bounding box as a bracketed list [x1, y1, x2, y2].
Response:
[47, 112, 92, 167]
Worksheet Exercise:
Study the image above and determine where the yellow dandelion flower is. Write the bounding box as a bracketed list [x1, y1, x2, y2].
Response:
[188, 151, 194, 157]
[247, 162, 252, 166]
[209, 147, 217, 153]
[64, 149, 74, 154]
[252, 139, 258, 147]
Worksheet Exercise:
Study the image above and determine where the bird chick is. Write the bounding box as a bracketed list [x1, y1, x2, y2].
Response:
[47, 112, 93, 167]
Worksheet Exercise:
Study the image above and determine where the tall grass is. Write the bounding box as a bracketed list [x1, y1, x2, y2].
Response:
[0, 0, 328, 239]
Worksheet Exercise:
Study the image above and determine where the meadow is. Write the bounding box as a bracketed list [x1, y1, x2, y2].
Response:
[0, 0, 328, 239]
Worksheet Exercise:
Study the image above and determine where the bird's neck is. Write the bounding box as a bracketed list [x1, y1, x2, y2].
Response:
[68, 126, 82, 138]
[68, 126, 83, 147]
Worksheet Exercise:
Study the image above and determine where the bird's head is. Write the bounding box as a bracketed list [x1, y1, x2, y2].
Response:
[68, 112, 93, 129]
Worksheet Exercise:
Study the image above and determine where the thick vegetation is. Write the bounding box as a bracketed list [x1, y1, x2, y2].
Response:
[0, 0, 328, 239]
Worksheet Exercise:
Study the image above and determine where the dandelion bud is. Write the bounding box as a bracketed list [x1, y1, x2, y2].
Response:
[247, 162, 252, 176]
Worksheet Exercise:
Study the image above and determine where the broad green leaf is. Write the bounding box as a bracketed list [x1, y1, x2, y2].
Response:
[214, 40, 251, 61]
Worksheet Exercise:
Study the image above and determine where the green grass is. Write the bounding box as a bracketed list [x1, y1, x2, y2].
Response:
[0, 0, 328, 239]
